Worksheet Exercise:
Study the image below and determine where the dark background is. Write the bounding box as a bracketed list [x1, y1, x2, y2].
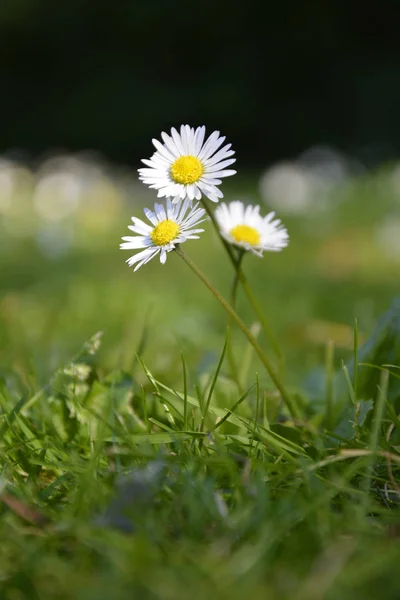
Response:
[1, 0, 400, 166]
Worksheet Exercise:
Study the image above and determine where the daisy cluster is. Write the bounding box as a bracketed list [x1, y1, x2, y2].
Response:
[121, 125, 289, 270]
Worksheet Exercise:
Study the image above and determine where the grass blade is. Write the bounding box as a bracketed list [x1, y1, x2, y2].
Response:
[200, 331, 229, 431]
[212, 383, 256, 432]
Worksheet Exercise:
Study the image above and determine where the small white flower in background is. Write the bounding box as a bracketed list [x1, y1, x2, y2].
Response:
[215, 201, 289, 256]
[375, 216, 400, 262]
[33, 172, 81, 222]
[259, 163, 314, 215]
[138, 125, 236, 203]
[120, 198, 206, 271]
[0, 160, 15, 213]
[259, 148, 362, 216]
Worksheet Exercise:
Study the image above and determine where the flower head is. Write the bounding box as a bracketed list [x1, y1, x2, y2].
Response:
[138, 125, 236, 203]
[215, 201, 289, 256]
[120, 198, 206, 271]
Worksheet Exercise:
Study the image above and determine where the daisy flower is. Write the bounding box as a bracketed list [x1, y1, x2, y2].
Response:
[215, 201, 289, 256]
[138, 125, 236, 203]
[120, 197, 206, 271]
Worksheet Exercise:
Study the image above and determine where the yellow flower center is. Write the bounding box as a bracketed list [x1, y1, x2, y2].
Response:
[170, 155, 204, 184]
[230, 224, 261, 246]
[151, 220, 180, 246]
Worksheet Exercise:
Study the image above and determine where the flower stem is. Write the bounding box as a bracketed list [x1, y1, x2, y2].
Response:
[227, 251, 244, 393]
[175, 246, 300, 420]
[202, 201, 284, 372]
[230, 249, 244, 307]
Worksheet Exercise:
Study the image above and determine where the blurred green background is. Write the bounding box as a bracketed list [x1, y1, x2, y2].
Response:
[0, 153, 399, 389]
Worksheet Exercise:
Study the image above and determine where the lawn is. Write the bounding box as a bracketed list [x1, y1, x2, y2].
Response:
[0, 156, 400, 599]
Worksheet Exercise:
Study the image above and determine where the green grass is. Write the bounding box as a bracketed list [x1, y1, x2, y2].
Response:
[1, 167, 400, 599]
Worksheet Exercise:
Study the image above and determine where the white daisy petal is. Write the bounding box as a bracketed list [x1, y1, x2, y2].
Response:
[186, 184, 195, 201]
[198, 131, 222, 160]
[159, 247, 168, 264]
[133, 249, 160, 272]
[161, 131, 181, 158]
[154, 203, 167, 222]
[177, 198, 191, 222]
[151, 138, 176, 161]
[215, 200, 289, 256]
[184, 124, 195, 154]
[143, 208, 159, 226]
[205, 148, 235, 167]
[141, 159, 159, 168]
[183, 228, 204, 236]
[200, 177, 222, 186]
[194, 126, 206, 155]
[127, 247, 157, 267]
[198, 182, 224, 201]
[160, 184, 179, 199]
[165, 197, 174, 220]
[205, 159, 237, 172]
[138, 167, 166, 177]
[120, 236, 150, 250]
[171, 127, 187, 155]
[129, 217, 153, 234]
[138, 125, 236, 203]
[179, 125, 189, 154]
[205, 169, 237, 179]
[140, 177, 169, 185]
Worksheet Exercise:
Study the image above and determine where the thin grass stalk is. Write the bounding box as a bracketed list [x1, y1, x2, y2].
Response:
[324, 340, 335, 430]
[199, 332, 229, 434]
[361, 368, 389, 514]
[181, 352, 188, 431]
[353, 317, 359, 399]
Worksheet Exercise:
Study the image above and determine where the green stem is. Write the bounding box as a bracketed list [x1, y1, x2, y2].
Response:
[230, 250, 243, 305]
[227, 251, 244, 393]
[202, 201, 284, 372]
[175, 247, 300, 420]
